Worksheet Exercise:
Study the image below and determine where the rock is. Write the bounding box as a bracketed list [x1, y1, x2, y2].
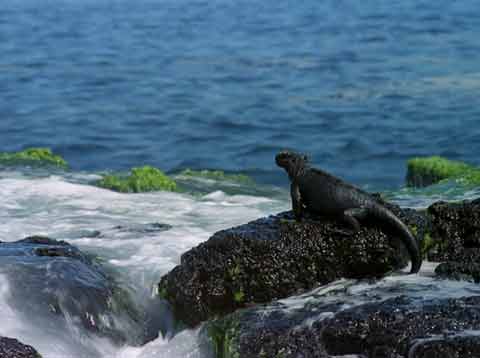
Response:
[205, 297, 333, 358]
[435, 261, 480, 283]
[174, 169, 259, 196]
[322, 296, 480, 357]
[0, 336, 41, 358]
[206, 294, 480, 358]
[0, 147, 68, 168]
[96, 165, 177, 193]
[178, 169, 253, 184]
[159, 208, 416, 327]
[427, 199, 480, 262]
[401, 198, 480, 282]
[409, 335, 480, 358]
[113, 222, 172, 234]
[405, 156, 480, 187]
[0, 236, 143, 345]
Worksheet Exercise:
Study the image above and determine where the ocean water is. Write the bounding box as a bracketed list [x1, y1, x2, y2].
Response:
[3, 0, 480, 188]
[2, 0, 480, 357]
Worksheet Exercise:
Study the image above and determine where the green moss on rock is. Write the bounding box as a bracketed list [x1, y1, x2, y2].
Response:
[179, 169, 253, 184]
[233, 290, 245, 303]
[459, 170, 480, 185]
[421, 232, 434, 256]
[406, 156, 480, 187]
[409, 225, 418, 236]
[207, 315, 241, 358]
[97, 166, 177, 193]
[0, 148, 68, 168]
[158, 286, 168, 300]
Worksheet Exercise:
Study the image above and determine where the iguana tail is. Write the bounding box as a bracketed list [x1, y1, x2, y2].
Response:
[369, 204, 422, 274]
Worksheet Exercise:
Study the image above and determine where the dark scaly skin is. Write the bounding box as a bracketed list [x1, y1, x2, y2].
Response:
[276, 150, 422, 274]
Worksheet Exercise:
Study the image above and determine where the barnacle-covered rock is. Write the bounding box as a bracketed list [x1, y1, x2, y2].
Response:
[158, 208, 415, 327]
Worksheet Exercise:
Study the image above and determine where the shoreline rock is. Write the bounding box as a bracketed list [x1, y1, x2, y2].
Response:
[0, 337, 41, 358]
[96, 165, 177, 193]
[426, 199, 480, 282]
[206, 295, 480, 358]
[406, 155, 480, 187]
[158, 196, 480, 356]
[158, 205, 421, 327]
[0, 147, 68, 168]
[427, 199, 480, 261]
[0, 236, 143, 345]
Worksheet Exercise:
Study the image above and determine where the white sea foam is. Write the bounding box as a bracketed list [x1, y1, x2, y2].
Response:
[116, 328, 212, 358]
[0, 172, 286, 358]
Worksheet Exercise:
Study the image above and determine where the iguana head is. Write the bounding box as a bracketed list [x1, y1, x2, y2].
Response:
[275, 150, 308, 179]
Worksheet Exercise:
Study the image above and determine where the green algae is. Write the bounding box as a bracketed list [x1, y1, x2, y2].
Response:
[227, 264, 242, 279]
[207, 316, 241, 358]
[406, 156, 480, 187]
[207, 312, 289, 358]
[158, 286, 168, 300]
[97, 166, 177, 193]
[110, 287, 142, 324]
[173, 168, 278, 197]
[421, 232, 435, 256]
[458, 170, 480, 185]
[0, 148, 68, 168]
[227, 263, 246, 304]
[409, 225, 418, 236]
[179, 169, 253, 184]
[233, 290, 245, 303]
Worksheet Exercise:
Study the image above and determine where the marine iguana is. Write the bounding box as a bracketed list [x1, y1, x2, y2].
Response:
[275, 150, 422, 274]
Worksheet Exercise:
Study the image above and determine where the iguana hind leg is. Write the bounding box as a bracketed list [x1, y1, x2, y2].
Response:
[343, 207, 369, 231]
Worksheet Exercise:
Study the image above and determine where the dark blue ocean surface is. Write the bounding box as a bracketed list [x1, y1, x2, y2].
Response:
[2, 0, 480, 188]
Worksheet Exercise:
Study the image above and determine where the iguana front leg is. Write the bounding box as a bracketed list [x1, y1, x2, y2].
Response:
[291, 181, 304, 221]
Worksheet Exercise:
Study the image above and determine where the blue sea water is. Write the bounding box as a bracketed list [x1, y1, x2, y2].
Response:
[3, 2, 480, 357]
[2, 0, 480, 188]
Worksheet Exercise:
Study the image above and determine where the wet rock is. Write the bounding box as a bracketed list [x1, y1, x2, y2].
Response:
[409, 335, 480, 358]
[159, 208, 416, 327]
[96, 165, 177, 193]
[426, 199, 480, 262]
[205, 297, 335, 358]
[0, 236, 143, 345]
[0, 336, 41, 358]
[322, 296, 480, 357]
[382, 198, 480, 283]
[405, 155, 480, 188]
[425, 199, 480, 282]
[0, 147, 68, 169]
[113, 222, 172, 234]
[206, 294, 480, 358]
[435, 260, 480, 283]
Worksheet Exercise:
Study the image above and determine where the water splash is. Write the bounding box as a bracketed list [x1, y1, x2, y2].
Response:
[0, 170, 286, 357]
